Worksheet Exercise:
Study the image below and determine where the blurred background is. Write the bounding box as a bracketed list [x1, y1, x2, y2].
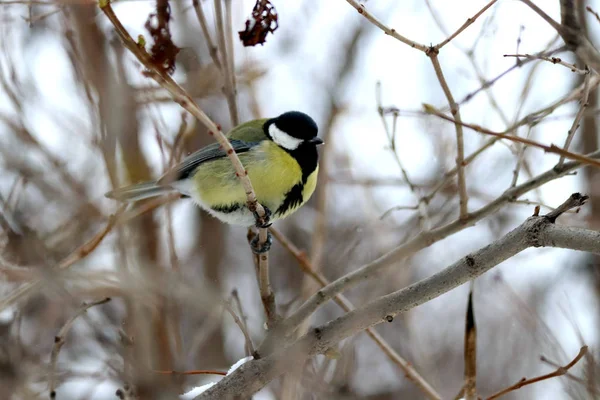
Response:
[1, 0, 600, 399]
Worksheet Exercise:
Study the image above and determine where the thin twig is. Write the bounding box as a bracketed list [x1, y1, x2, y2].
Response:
[48, 297, 112, 398]
[558, 70, 591, 166]
[379, 204, 419, 220]
[0, 194, 183, 312]
[425, 105, 600, 169]
[586, 6, 600, 24]
[519, 0, 564, 34]
[231, 289, 252, 357]
[510, 126, 532, 187]
[192, 0, 222, 70]
[376, 82, 430, 227]
[214, 0, 239, 125]
[540, 355, 599, 392]
[435, 0, 498, 50]
[486, 346, 588, 400]
[428, 53, 469, 218]
[344, 0, 428, 52]
[504, 54, 590, 74]
[154, 369, 227, 376]
[223, 299, 256, 357]
[269, 227, 442, 400]
[421, 137, 500, 204]
[224, 0, 237, 120]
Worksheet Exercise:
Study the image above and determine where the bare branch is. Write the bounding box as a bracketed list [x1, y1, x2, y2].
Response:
[486, 346, 588, 400]
[214, 0, 239, 125]
[223, 299, 256, 357]
[428, 53, 469, 218]
[425, 105, 600, 169]
[49, 297, 111, 398]
[192, 0, 222, 70]
[504, 54, 589, 74]
[435, 0, 498, 50]
[344, 0, 428, 52]
[557, 68, 592, 166]
[270, 227, 442, 400]
[197, 196, 600, 398]
[268, 154, 599, 340]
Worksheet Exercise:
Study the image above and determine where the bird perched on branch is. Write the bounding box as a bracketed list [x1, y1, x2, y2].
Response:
[105, 111, 323, 252]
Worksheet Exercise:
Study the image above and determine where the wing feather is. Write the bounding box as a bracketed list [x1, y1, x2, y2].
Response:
[158, 139, 258, 184]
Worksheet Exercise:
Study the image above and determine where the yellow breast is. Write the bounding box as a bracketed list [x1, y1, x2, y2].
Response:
[190, 141, 317, 222]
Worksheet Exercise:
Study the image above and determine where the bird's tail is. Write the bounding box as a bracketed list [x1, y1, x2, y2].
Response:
[105, 181, 175, 202]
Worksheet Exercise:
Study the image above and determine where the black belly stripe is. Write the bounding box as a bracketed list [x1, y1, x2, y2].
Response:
[213, 203, 242, 213]
[276, 182, 304, 216]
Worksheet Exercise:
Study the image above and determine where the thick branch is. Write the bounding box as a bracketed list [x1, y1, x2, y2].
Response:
[269, 155, 599, 342]
[198, 196, 600, 398]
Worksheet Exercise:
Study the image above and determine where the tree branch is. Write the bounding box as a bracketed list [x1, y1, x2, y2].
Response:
[266, 154, 599, 342]
[197, 194, 600, 398]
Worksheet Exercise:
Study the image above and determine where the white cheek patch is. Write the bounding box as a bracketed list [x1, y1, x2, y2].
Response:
[269, 124, 303, 150]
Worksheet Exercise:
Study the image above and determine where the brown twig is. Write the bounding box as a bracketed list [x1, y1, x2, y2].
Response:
[269, 227, 442, 400]
[425, 105, 600, 169]
[540, 354, 599, 393]
[48, 297, 112, 398]
[586, 6, 600, 24]
[486, 346, 588, 400]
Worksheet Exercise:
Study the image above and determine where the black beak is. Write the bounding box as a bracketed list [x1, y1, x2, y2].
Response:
[308, 137, 324, 145]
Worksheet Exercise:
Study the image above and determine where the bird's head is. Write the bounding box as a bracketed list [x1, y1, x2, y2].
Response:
[264, 111, 323, 151]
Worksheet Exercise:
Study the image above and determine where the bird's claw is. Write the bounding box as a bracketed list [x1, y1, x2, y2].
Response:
[253, 206, 272, 229]
[250, 231, 273, 254]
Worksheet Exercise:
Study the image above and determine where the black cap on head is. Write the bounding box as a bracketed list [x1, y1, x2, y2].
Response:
[273, 111, 319, 140]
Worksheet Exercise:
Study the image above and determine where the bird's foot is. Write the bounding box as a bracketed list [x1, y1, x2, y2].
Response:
[253, 205, 272, 229]
[250, 231, 273, 254]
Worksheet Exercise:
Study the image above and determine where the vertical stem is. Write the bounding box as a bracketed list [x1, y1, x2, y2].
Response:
[193, 0, 222, 70]
[429, 53, 468, 218]
[214, 0, 239, 125]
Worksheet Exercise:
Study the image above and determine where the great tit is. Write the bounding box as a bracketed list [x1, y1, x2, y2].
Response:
[105, 111, 323, 230]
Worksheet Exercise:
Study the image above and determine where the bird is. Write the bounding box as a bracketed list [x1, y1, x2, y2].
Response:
[105, 111, 323, 252]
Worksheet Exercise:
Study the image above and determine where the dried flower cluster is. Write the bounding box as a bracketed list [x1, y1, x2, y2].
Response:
[144, 0, 180, 74]
[238, 0, 278, 47]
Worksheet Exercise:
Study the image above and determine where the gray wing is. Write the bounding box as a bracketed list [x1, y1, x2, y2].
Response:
[159, 139, 259, 183]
